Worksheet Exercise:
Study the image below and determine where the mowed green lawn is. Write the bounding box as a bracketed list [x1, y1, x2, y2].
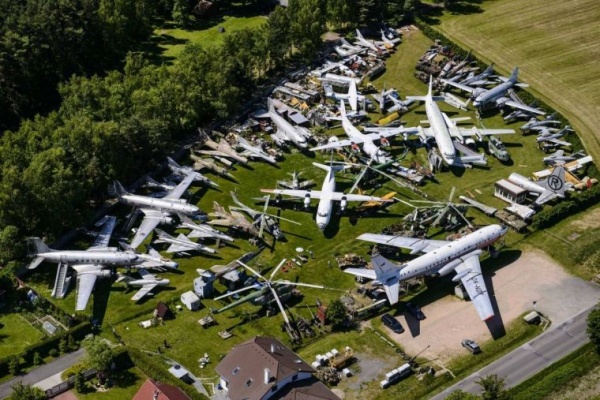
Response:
[153, 15, 267, 60]
[435, 0, 600, 161]
[0, 313, 45, 356]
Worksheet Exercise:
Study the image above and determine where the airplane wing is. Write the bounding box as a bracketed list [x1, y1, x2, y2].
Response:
[130, 210, 163, 249]
[454, 254, 494, 321]
[187, 229, 214, 239]
[164, 173, 195, 199]
[207, 218, 236, 227]
[89, 216, 117, 249]
[138, 268, 156, 280]
[501, 99, 545, 116]
[166, 243, 192, 253]
[75, 270, 98, 311]
[440, 79, 477, 94]
[131, 284, 157, 302]
[364, 127, 419, 140]
[457, 127, 515, 137]
[330, 192, 395, 203]
[261, 189, 323, 200]
[357, 233, 448, 254]
[344, 268, 376, 280]
[310, 138, 362, 152]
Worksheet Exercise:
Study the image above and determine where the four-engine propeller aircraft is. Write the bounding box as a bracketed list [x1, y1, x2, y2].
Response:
[117, 268, 170, 302]
[403, 77, 515, 167]
[110, 174, 199, 249]
[442, 67, 545, 115]
[506, 165, 566, 206]
[345, 224, 509, 321]
[261, 161, 394, 230]
[27, 216, 139, 311]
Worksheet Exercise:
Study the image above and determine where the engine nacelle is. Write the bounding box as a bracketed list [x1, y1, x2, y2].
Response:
[159, 216, 174, 225]
[452, 269, 472, 282]
[436, 258, 463, 277]
[303, 194, 311, 208]
[340, 197, 348, 211]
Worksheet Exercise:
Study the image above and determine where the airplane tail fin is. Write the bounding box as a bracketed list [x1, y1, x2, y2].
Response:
[510, 67, 519, 82]
[356, 28, 363, 39]
[109, 181, 129, 197]
[339, 100, 347, 120]
[28, 237, 52, 255]
[539, 166, 566, 196]
[116, 272, 134, 284]
[371, 255, 401, 305]
[268, 97, 274, 112]
[178, 214, 194, 225]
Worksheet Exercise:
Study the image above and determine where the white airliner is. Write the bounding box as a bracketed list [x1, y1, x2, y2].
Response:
[442, 67, 545, 115]
[323, 79, 364, 112]
[111, 174, 199, 249]
[310, 101, 414, 164]
[261, 162, 394, 230]
[345, 224, 509, 321]
[406, 78, 514, 167]
[354, 29, 380, 53]
[117, 269, 170, 302]
[27, 216, 140, 311]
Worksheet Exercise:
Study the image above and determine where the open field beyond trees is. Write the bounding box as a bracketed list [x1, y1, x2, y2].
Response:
[434, 0, 600, 161]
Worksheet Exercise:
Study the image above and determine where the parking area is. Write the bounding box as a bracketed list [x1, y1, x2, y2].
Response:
[384, 249, 600, 363]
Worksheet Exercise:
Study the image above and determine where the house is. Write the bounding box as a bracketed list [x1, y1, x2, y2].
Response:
[215, 336, 340, 400]
[132, 378, 191, 400]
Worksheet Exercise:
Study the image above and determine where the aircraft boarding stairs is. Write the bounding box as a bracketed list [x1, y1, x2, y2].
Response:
[51, 262, 71, 299]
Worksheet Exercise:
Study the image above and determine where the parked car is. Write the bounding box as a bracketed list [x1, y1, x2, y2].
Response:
[405, 302, 426, 320]
[461, 339, 481, 354]
[381, 313, 405, 334]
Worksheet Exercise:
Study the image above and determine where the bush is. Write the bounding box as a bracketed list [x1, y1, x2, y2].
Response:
[33, 352, 43, 366]
[8, 356, 20, 376]
[48, 349, 59, 358]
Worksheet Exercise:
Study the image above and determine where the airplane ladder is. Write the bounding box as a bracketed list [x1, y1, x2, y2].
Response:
[51, 262, 71, 299]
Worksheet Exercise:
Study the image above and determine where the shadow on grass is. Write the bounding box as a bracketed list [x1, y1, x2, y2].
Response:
[112, 368, 140, 389]
[417, 0, 484, 26]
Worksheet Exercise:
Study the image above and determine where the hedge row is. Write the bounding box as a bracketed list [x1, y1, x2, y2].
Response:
[127, 348, 207, 400]
[0, 321, 92, 378]
[532, 182, 600, 229]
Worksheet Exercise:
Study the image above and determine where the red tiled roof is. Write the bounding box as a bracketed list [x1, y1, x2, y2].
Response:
[132, 379, 191, 400]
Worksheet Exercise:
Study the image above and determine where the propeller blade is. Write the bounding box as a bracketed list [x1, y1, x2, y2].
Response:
[448, 186, 456, 203]
[214, 284, 260, 300]
[269, 285, 291, 325]
[274, 280, 327, 290]
[269, 258, 288, 281]
[263, 213, 301, 225]
[393, 197, 418, 209]
[237, 260, 266, 281]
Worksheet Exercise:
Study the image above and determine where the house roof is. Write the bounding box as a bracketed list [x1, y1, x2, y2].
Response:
[215, 336, 314, 400]
[155, 301, 172, 319]
[132, 379, 191, 400]
[279, 377, 341, 400]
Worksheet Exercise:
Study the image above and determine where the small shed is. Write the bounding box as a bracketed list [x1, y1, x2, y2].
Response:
[494, 179, 528, 204]
[155, 302, 173, 320]
[181, 291, 201, 311]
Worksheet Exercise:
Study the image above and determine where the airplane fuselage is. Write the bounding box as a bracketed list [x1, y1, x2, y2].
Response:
[178, 222, 234, 242]
[342, 118, 390, 164]
[424, 97, 457, 165]
[315, 169, 337, 230]
[120, 194, 199, 215]
[203, 139, 249, 164]
[474, 80, 514, 108]
[159, 236, 217, 254]
[38, 250, 138, 266]
[396, 225, 507, 280]
[126, 278, 170, 287]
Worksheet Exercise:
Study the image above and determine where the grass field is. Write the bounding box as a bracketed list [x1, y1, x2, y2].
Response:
[434, 0, 600, 162]
[0, 312, 45, 357]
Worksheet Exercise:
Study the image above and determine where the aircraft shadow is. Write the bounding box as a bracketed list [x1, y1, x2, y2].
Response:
[92, 278, 114, 325]
[323, 213, 341, 239]
[403, 312, 422, 338]
[448, 166, 466, 177]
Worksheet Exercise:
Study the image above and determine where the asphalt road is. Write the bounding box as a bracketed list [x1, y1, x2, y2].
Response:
[431, 305, 594, 399]
[0, 348, 86, 399]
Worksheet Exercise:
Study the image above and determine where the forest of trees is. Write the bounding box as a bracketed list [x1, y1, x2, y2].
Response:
[0, 0, 417, 266]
